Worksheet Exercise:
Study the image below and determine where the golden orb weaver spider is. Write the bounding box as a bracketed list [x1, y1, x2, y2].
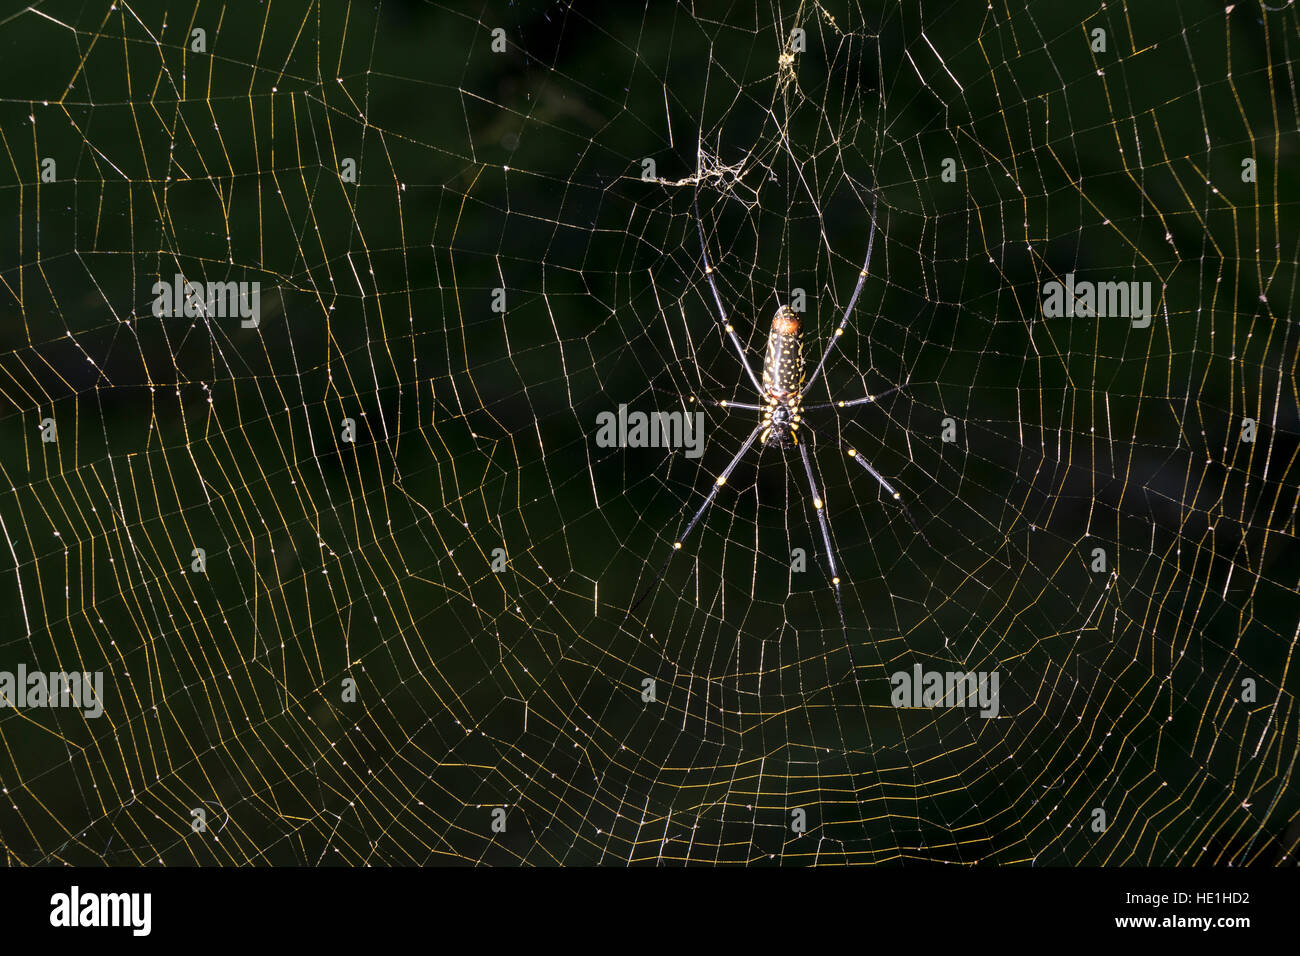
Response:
[627, 180, 923, 628]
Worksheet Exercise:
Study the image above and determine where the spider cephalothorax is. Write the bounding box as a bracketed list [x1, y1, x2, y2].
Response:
[760, 305, 804, 446]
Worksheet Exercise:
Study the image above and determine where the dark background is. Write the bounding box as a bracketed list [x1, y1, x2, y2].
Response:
[0, 0, 1296, 865]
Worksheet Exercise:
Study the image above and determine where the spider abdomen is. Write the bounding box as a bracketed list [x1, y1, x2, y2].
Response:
[761, 306, 804, 445]
[762, 306, 804, 400]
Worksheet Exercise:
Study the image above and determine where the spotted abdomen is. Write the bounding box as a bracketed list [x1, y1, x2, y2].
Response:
[762, 306, 804, 400]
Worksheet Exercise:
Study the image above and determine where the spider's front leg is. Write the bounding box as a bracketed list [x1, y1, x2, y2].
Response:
[797, 435, 846, 630]
[624, 424, 765, 617]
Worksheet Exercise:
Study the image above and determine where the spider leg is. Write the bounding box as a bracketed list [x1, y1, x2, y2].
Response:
[695, 173, 764, 396]
[802, 382, 907, 412]
[644, 385, 764, 413]
[837, 438, 933, 548]
[797, 438, 846, 630]
[626, 424, 764, 617]
[802, 189, 879, 399]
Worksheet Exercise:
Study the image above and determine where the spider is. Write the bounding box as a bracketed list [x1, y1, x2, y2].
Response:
[628, 182, 922, 628]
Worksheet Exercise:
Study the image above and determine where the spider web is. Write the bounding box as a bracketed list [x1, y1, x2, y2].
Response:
[0, 0, 1297, 866]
